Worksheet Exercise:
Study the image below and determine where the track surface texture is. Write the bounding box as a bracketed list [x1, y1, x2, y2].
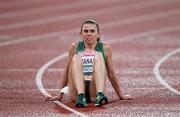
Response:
[1, 0, 180, 117]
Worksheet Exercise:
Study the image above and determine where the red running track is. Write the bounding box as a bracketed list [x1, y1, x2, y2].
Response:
[1, 0, 180, 116]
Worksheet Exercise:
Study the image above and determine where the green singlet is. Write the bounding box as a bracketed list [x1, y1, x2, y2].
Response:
[76, 41, 107, 64]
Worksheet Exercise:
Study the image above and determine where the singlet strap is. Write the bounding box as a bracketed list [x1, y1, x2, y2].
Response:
[95, 42, 107, 64]
[76, 41, 85, 53]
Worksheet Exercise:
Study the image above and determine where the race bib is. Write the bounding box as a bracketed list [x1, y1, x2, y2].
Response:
[78, 50, 97, 79]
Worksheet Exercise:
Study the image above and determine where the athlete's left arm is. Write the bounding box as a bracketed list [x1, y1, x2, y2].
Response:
[104, 44, 131, 100]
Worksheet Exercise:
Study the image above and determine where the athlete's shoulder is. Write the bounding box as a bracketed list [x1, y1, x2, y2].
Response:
[69, 42, 76, 49]
[102, 43, 112, 59]
[68, 42, 78, 55]
[103, 43, 112, 51]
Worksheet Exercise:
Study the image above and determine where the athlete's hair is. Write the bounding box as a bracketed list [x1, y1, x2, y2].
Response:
[80, 19, 100, 42]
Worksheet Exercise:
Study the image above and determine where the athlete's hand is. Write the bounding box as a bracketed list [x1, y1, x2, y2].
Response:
[45, 93, 64, 101]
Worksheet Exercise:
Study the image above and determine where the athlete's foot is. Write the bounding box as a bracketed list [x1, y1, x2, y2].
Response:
[95, 92, 108, 107]
[75, 93, 88, 108]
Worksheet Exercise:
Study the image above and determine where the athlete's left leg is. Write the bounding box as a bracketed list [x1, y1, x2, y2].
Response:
[94, 53, 107, 93]
[93, 53, 108, 106]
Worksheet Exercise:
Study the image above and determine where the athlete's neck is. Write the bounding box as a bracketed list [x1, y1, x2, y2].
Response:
[84, 42, 97, 50]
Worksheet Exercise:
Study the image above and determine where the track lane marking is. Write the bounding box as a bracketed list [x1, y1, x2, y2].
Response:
[154, 48, 180, 95]
[0, 0, 53, 8]
[0, 68, 64, 72]
[108, 25, 180, 44]
[0, 5, 179, 115]
[0, 0, 178, 30]
[1, 8, 180, 47]
[0, 1, 179, 115]
[0, 0, 120, 19]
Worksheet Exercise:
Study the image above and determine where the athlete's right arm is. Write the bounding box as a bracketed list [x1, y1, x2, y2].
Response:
[59, 43, 76, 90]
[45, 43, 76, 101]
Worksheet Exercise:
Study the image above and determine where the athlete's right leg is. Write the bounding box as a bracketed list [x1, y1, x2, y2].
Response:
[70, 54, 85, 94]
[68, 54, 87, 107]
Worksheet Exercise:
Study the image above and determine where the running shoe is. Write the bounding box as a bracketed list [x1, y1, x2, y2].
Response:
[75, 93, 88, 108]
[95, 92, 108, 106]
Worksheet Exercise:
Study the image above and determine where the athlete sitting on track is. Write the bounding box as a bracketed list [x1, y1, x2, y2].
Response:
[45, 19, 132, 107]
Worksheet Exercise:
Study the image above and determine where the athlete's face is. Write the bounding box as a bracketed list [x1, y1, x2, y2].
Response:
[80, 24, 99, 45]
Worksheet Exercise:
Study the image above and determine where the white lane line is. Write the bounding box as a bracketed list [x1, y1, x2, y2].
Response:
[0, 28, 75, 47]
[0, 0, 120, 19]
[153, 48, 180, 95]
[108, 25, 180, 44]
[102, 9, 180, 29]
[36, 25, 180, 116]
[36, 53, 87, 117]
[0, 68, 64, 72]
[1, 8, 180, 47]
[46, 89, 60, 91]
[0, 0, 178, 30]
[0, 0, 177, 114]
[0, 0, 53, 8]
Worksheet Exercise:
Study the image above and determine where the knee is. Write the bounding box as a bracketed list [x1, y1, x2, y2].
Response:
[94, 53, 104, 63]
[94, 53, 106, 71]
[72, 54, 82, 65]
